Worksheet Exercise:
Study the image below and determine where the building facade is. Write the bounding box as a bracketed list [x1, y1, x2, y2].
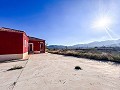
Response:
[29, 36, 45, 53]
[0, 27, 45, 61]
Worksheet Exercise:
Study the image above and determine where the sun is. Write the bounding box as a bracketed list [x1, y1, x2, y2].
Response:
[92, 16, 112, 29]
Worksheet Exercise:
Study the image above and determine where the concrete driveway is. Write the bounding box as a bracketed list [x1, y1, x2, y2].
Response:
[0, 53, 120, 90]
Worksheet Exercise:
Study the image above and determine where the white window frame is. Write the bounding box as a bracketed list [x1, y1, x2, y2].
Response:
[25, 40, 27, 47]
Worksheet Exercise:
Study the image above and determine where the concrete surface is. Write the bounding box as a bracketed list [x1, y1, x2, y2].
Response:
[0, 53, 120, 90]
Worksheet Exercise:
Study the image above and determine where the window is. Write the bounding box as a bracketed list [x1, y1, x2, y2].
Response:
[25, 40, 27, 47]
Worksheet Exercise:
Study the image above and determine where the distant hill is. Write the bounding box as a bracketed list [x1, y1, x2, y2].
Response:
[47, 45, 67, 49]
[48, 39, 120, 49]
[73, 39, 120, 48]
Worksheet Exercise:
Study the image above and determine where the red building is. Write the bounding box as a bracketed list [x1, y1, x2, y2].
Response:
[29, 36, 45, 53]
[0, 27, 45, 61]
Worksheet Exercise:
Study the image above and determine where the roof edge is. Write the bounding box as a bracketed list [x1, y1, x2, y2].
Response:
[0, 27, 28, 36]
[28, 36, 45, 41]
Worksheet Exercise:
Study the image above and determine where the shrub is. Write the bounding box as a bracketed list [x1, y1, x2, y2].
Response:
[75, 66, 82, 70]
[48, 50, 120, 63]
[7, 66, 23, 71]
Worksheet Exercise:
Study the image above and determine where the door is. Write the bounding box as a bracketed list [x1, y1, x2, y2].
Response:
[29, 43, 33, 53]
[40, 43, 44, 53]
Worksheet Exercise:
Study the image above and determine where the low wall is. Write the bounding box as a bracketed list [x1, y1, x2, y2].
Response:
[0, 52, 28, 61]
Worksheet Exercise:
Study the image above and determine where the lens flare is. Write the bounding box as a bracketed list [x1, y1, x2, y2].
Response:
[92, 16, 112, 29]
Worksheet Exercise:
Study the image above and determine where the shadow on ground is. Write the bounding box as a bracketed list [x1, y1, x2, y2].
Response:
[0, 59, 28, 64]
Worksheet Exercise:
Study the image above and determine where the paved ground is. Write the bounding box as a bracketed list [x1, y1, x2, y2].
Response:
[0, 53, 120, 90]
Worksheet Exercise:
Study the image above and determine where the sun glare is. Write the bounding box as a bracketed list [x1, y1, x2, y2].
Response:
[92, 16, 112, 29]
[92, 16, 114, 40]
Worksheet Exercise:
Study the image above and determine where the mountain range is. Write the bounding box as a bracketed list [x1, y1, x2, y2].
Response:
[47, 39, 120, 49]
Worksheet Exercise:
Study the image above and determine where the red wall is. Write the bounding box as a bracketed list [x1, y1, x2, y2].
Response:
[23, 33, 29, 53]
[0, 30, 45, 55]
[0, 31, 23, 55]
[29, 40, 40, 51]
[29, 40, 45, 53]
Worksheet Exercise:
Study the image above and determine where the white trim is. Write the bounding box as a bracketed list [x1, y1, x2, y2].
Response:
[29, 43, 33, 51]
[34, 51, 40, 54]
[25, 40, 27, 47]
[0, 52, 28, 61]
[40, 42, 44, 52]
[23, 52, 29, 59]
[40, 42, 43, 44]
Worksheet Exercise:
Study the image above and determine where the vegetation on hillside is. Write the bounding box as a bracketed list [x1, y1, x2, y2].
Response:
[48, 49, 120, 63]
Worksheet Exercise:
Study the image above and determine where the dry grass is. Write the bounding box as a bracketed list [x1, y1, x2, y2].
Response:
[48, 50, 120, 63]
[7, 66, 23, 71]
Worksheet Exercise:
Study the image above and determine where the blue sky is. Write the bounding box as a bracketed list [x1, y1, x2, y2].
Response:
[0, 0, 120, 45]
